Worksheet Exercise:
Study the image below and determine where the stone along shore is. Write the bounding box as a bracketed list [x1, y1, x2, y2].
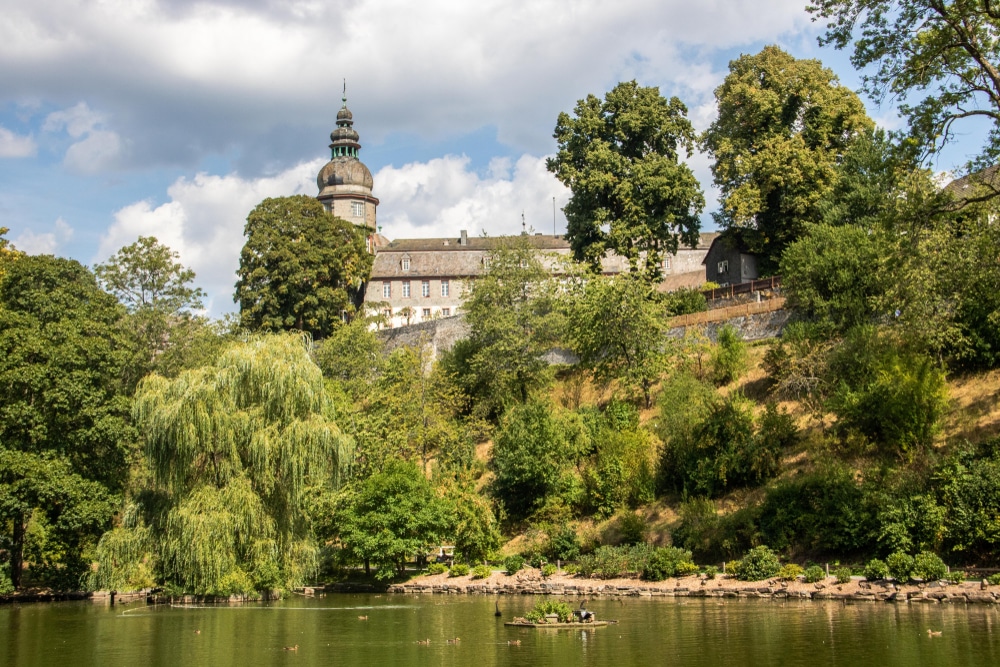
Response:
[382, 570, 1000, 605]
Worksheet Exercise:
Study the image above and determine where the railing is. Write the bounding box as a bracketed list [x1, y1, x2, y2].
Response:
[703, 276, 782, 301]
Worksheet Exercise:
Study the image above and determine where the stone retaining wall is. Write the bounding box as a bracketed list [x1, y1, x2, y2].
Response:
[385, 578, 1000, 605]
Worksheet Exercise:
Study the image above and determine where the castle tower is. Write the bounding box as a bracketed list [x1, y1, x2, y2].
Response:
[316, 87, 379, 230]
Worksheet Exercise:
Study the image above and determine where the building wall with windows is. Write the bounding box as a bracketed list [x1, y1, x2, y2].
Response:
[365, 231, 718, 329]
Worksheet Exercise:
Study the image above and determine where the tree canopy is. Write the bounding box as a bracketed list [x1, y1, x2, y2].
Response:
[547, 80, 705, 278]
[701, 45, 873, 272]
[810, 0, 1000, 183]
[0, 255, 136, 588]
[92, 334, 353, 595]
[94, 236, 204, 313]
[235, 195, 372, 339]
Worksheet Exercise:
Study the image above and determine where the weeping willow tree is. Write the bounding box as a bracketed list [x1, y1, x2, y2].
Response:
[92, 334, 352, 595]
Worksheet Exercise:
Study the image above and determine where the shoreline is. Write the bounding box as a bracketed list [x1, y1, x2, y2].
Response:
[380, 570, 1000, 605]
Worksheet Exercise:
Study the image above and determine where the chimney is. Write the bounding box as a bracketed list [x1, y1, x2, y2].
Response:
[460, 230, 468, 246]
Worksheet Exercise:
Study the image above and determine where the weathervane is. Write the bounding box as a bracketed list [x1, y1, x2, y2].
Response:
[342, 79, 347, 107]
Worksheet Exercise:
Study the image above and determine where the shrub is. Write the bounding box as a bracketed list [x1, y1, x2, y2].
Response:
[524, 600, 573, 624]
[546, 523, 581, 562]
[834, 567, 852, 584]
[733, 546, 781, 581]
[676, 561, 699, 576]
[0, 570, 13, 596]
[427, 562, 448, 575]
[702, 565, 719, 580]
[471, 564, 493, 580]
[945, 570, 965, 584]
[864, 558, 889, 581]
[562, 563, 580, 575]
[777, 564, 804, 581]
[504, 555, 524, 576]
[640, 546, 693, 582]
[804, 565, 826, 583]
[988, 573, 1000, 586]
[541, 563, 558, 578]
[886, 552, 914, 582]
[448, 563, 470, 577]
[618, 512, 647, 546]
[912, 551, 947, 582]
[712, 324, 748, 385]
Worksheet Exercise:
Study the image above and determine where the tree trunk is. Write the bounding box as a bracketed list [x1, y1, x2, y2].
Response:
[364, 559, 370, 577]
[9, 510, 24, 589]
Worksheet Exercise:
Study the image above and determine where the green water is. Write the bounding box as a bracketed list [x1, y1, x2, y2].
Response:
[2, 594, 999, 666]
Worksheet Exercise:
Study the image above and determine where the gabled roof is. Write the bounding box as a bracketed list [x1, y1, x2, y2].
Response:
[942, 165, 1000, 204]
[701, 229, 754, 264]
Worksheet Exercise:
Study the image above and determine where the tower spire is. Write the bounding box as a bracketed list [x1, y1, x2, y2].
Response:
[342, 78, 347, 108]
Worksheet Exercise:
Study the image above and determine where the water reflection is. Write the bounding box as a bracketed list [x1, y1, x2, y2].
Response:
[1, 594, 999, 666]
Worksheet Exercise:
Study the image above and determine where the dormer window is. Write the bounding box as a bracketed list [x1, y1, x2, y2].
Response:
[401, 256, 411, 272]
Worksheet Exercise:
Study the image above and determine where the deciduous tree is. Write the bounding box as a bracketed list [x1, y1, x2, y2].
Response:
[235, 195, 372, 339]
[810, 0, 1000, 184]
[547, 81, 705, 279]
[701, 45, 873, 272]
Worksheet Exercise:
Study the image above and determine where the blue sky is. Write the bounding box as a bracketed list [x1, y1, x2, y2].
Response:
[0, 0, 985, 315]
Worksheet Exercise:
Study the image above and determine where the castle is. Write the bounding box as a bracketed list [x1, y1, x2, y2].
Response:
[315, 97, 717, 329]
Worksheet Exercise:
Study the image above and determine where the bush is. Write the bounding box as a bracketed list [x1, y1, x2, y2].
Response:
[826, 327, 948, 457]
[640, 546, 693, 581]
[712, 324, 749, 385]
[524, 600, 573, 624]
[945, 570, 965, 584]
[777, 564, 804, 581]
[886, 552, 914, 582]
[427, 562, 448, 575]
[702, 565, 719, 580]
[546, 523, 581, 562]
[864, 558, 889, 581]
[0, 570, 13, 596]
[733, 546, 781, 581]
[676, 561, 699, 576]
[912, 551, 947, 582]
[448, 563, 470, 577]
[471, 564, 493, 579]
[988, 573, 1000, 586]
[504, 555, 524, 576]
[804, 565, 826, 583]
[541, 563, 558, 578]
[663, 288, 708, 317]
[618, 512, 647, 545]
[562, 563, 580, 575]
[834, 567, 853, 584]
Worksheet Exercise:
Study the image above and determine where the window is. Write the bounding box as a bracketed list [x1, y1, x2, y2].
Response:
[352, 201, 365, 217]
[441, 279, 450, 297]
[402, 280, 411, 298]
[442, 308, 451, 317]
[421, 280, 430, 297]
[422, 308, 431, 318]
[401, 257, 410, 271]
[382, 281, 391, 298]
[717, 260, 729, 274]
[662, 256, 671, 271]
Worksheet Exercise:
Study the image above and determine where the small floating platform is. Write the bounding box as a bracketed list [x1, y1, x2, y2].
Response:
[504, 621, 610, 628]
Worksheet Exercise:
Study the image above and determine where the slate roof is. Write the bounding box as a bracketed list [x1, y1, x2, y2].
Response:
[942, 165, 1000, 204]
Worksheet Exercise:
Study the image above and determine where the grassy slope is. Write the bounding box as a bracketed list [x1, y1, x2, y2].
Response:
[498, 343, 1000, 552]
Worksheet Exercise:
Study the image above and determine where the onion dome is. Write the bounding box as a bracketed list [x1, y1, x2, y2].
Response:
[316, 85, 376, 196]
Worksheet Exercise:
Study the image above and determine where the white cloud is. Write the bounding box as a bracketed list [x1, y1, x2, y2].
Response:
[96, 151, 574, 315]
[96, 159, 322, 315]
[0, 126, 36, 157]
[374, 154, 570, 240]
[43, 102, 125, 172]
[14, 217, 73, 254]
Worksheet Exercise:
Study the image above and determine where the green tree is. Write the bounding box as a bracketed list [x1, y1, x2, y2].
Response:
[547, 80, 705, 278]
[445, 237, 563, 420]
[235, 195, 372, 339]
[490, 400, 585, 521]
[92, 334, 352, 595]
[566, 274, 671, 407]
[811, 0, 1000, 179]
[327, 459, 453, 579]
[0, 256, 136, 588]
[701, 45, 873, 271]
[94, 236, 222, 379]
[94, 236, 204, 313]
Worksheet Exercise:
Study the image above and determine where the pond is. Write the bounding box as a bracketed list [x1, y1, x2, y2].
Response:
[2, 594, 999, 666]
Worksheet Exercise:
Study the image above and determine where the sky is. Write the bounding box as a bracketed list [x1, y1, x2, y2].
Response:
[0, 0, 982, 315]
